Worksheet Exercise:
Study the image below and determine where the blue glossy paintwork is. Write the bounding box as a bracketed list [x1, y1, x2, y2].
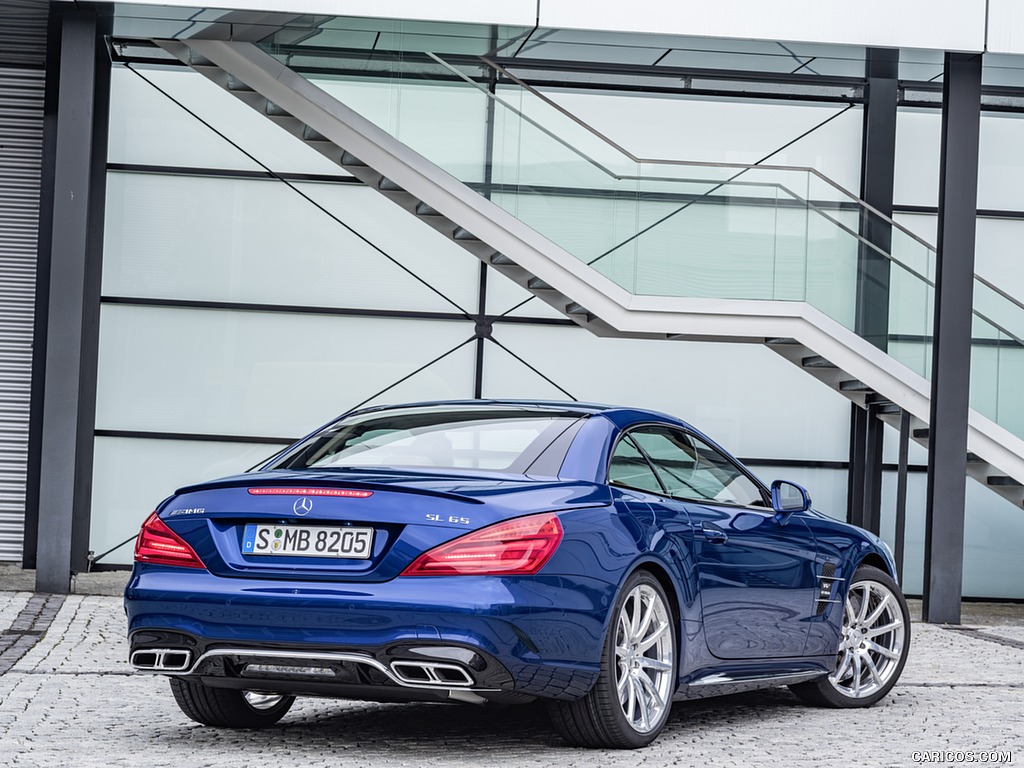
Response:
[124, 399, 897, 702]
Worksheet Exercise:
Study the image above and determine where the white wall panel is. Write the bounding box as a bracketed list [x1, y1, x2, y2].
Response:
[538, 0, 985, 53]
[987, 0, 1024, 55]
[99, 0, 538, 27]
[95, 305, 475, 438]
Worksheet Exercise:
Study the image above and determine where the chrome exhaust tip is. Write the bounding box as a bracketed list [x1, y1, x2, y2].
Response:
[390, 660, 474, 687]
[130, 648, 192, 672]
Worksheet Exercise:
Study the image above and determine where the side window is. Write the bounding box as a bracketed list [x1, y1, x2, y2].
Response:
[630, 427, 766, 507]
[608, 435, 664, 494]
[629, 428, 703, 499]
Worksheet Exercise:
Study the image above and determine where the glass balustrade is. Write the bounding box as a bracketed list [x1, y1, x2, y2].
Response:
[258, 41, 1024, 440]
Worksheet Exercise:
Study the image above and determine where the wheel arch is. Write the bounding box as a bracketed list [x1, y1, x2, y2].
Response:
[855, 552, 896, 580]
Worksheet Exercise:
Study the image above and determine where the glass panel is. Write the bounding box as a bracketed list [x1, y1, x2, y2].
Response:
[95, 304, 475, 438]
[103, 172, 479, 313]
[609, 436, 664, 494]
[90, 436, 285, 566]
[255, 39, 1024, 443]
[108, 66, 345, 175]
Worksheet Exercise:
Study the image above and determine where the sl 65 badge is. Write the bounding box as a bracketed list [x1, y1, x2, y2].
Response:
[426, 513, 471, 525]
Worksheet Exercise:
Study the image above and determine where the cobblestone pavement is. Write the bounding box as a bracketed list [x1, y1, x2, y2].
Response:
[0, 593, 1020, 768]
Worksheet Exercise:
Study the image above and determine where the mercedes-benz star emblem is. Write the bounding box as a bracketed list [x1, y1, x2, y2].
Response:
[293, 497, 313, 516]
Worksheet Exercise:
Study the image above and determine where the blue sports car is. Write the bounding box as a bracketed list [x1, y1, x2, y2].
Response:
[124, 400, 910, 749]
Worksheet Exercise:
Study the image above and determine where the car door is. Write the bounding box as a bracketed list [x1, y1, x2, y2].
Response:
[628, 426, 819, 660]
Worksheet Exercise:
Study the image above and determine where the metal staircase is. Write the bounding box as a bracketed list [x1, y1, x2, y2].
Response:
[155, 38, 1024, 509]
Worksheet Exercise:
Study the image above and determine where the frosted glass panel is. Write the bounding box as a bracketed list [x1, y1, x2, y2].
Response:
[96, 304, 475, 438]
[103, 172, 479, 313]
[90, 437, 284, 566]
[483, 324, 852, 460]
[108, 66, 346, 175]
[894, 109, 941, 207]
[539, 91, 863, 191]
[976, 218, 1024, 302]
[979, 112, 1024, 211]
[312, 78, 488, 184]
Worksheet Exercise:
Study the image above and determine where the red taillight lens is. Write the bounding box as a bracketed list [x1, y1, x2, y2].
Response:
[133, 512, 206, 569]
[401, 513, 563, 577]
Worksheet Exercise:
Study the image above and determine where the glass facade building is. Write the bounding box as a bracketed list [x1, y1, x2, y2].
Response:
[4, 3, 1024, 610]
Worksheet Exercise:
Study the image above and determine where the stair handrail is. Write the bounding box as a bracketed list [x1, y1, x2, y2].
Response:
[424, 52, 1024, 338]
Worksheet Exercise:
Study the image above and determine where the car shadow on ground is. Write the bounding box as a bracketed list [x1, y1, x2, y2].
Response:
[152, 688, 811, 755]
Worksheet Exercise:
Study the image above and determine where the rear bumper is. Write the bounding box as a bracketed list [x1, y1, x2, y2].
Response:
[124, 564, 610, 701]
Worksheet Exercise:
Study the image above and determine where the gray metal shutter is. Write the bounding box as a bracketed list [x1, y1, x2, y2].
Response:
[0, 66, 44, 561]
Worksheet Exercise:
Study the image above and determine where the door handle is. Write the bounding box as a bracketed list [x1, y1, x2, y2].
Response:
[701, 522, 728, 544]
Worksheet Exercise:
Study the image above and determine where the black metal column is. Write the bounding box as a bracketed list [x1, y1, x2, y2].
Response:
[855, 48, 898, 352]
[33, 7, 110, 593]
[922, 53, 982, 625]
[846, 404, 868, 527]
[863, 405, 885, 535]
[894, 410, 911, 582]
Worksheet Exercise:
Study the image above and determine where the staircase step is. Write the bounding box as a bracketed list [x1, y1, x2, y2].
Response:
[802, 355, 837, 369]
[340, 151, 366, 167]
[302, 125, 330, 142]
[378, 177, 403, 192]
[227, 75, 254, 92]
[566, 303, 594, 322]
[265, 101, 291, 117]
[453, 227, 479, 241]
[967, 452, 984, 463]
[765, 337, 800, 346]
[913, 428, 930, 440]
[188, 51, 215, 67]
[527, 277, 553, 291]
[415, 201, 441, 216]
[874, 402, 901, 415]
[839, 380, 872, 392]
[489, 253, 515, 266]
[988, 476, 1023, 487]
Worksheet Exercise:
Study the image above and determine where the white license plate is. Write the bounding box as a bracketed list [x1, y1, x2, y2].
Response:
[242, 524, 374, 559]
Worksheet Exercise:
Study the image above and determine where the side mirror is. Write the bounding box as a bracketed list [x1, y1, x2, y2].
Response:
[770, 480, 811, 521]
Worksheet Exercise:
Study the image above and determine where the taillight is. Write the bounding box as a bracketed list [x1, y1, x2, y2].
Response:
[401, 513, 563, 577]
[134, 512, 206, 569]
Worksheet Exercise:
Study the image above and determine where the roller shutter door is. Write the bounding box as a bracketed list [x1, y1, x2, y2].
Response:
[0, 66, 43, 561]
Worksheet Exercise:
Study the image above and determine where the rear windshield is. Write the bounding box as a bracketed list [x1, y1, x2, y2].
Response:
[274, 407, 585, 474]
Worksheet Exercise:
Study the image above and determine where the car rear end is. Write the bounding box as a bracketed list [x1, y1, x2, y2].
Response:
[124, 405, 624, 707]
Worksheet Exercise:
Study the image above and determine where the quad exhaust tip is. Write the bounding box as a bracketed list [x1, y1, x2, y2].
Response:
[130, 648, 192, 672]
[390, 660, 474, 687]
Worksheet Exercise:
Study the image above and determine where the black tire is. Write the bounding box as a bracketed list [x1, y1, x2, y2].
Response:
[169, 677, 295, 728]
[548, 570, 677, 749]
[790, 564, 911, 708]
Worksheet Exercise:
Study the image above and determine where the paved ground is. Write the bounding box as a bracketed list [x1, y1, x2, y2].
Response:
[0, 583, 1020, 768]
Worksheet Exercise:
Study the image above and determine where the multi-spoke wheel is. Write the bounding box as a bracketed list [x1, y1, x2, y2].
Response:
[549, 570, 677, 749]
[790, 564, 910, 708]
[169, 677, 295, 728]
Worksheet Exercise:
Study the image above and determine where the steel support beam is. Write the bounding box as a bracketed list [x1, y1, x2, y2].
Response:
[863, 405, 885, 535]
[33, 8, 110, 593]
[846, 404, 868, 528]
[894, 409, 911, 582]
[922, 53, 982, 625]
[855, 49, 898, 352]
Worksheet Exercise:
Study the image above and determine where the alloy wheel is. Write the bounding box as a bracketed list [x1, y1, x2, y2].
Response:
[614, 583, 674, 733]
[829, 579, 907, 698]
